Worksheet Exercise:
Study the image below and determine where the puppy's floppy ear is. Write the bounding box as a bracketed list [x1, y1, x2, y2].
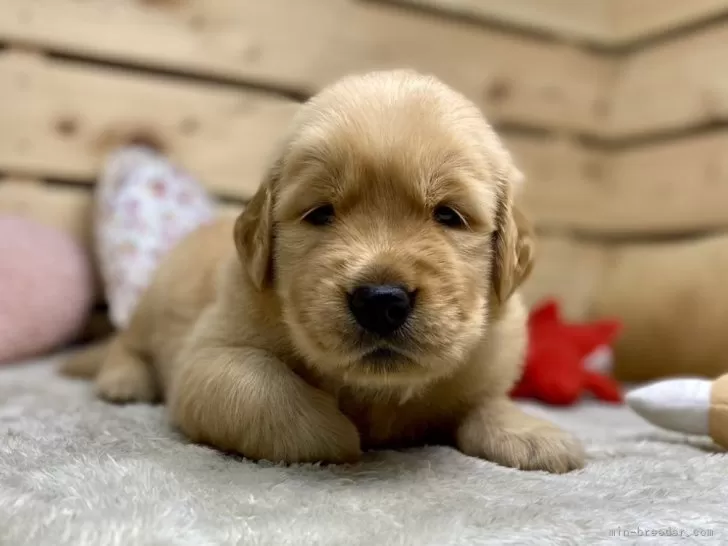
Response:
[234, 158, 281, 290]
[491, 173, 536, 303]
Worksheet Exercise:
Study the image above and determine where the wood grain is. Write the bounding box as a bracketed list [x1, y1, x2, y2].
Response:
[0, 0, 610, 133]
[516, 133, 728, 235]
[603, 133, 728, 233]
[510, 138, 608, 231]
[4, 49, 728, 236]
[383, 0, 728, 46]
[611, 0, 728, 44]
[607, 23, 728, 138]
[383, 0, 610, 43]
[0, 50, 297, 201]
[521, 235, 610, 321]
[0, 50, 605, 229]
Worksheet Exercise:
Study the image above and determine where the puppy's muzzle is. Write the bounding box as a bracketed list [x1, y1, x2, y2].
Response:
[347, 284, 416, 337]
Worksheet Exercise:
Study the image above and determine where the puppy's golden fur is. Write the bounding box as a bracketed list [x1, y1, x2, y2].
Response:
[64, 70, 584, 472]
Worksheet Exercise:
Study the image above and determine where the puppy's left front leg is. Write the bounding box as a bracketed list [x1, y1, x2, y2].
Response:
[455, 397, 585, 473]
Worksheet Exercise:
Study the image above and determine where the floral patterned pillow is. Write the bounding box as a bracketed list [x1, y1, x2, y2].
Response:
[95, 147, 216, 329]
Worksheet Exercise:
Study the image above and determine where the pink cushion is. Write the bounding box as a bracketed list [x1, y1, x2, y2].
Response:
[0, 215, 93, 363]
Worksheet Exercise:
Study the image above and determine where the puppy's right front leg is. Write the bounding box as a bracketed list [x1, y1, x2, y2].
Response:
[168, 346, 361, 464]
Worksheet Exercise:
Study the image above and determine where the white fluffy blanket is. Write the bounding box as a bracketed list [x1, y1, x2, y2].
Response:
[1, 356, 726, 545]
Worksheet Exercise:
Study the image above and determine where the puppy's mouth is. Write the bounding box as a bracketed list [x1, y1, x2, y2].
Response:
[358, 346, 417, 371]
[362, 347, 401, 362]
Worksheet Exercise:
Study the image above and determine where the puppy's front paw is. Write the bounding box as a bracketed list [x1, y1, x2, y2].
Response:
[279, 399, 362, 464]
[170, 358, 361, 465]
[456, 399, 585, 473]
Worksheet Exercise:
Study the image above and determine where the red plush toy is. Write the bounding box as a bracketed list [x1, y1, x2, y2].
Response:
[510, 299, 623, 405]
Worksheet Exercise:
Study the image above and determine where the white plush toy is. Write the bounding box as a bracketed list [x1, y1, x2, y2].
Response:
[626, 374, 728, 449]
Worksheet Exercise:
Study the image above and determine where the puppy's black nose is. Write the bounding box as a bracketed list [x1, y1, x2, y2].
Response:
[348, 284, 414, 336]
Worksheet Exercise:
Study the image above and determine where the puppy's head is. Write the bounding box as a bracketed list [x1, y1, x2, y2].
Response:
[235, 70, 533, 388]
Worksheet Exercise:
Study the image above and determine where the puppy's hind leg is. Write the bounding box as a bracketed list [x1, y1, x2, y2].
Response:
[60, 338, 113, 378]
[96, 335, 159, 404]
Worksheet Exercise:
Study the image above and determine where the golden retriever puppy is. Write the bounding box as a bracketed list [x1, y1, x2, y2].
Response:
[63, 70, 584, 472]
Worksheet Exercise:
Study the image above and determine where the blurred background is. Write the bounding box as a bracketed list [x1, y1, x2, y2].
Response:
[2, 0, 728, 382]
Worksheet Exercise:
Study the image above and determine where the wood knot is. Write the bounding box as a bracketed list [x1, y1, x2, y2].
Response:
[483, 78, 511, 104]
[128, 133, 164, 154]
[55, 116, 79, 137]
[95, 126, 167, 155]
[242, 44, 263, 63]
[178, 117, 199, 136]
[138, 0, 185, 9]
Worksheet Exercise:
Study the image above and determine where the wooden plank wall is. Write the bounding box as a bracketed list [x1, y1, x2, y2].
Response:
[0, 0, 608, 316]
[392, 0, 728, 46]
[383, 0, 728, 318]
[2, 0, 728, 327]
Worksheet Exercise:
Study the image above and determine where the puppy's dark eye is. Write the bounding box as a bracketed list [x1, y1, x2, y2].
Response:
[303, 204, 335, 226]
[433, 205, 466, 228]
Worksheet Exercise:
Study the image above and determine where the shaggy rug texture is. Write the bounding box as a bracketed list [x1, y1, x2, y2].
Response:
[1, 355, 726, 546]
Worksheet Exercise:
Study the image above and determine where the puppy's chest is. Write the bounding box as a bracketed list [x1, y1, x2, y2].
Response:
[335, 388, 459, 449]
